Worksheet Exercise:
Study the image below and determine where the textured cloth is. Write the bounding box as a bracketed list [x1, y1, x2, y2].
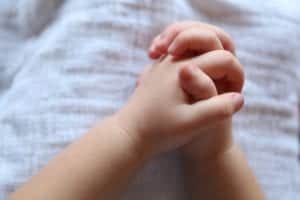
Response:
[0, 0, 299, 199]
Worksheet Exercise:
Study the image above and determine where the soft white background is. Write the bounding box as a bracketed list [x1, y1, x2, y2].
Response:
[0, 0, 299, 199]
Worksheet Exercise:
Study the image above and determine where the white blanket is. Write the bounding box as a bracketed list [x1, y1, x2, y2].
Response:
[0, 0, 299, 199]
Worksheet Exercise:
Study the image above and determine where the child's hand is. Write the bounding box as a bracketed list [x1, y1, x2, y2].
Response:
[147, 21, 244, 160]
[117, 53, 244, 159]
[148, 21, 241, 93]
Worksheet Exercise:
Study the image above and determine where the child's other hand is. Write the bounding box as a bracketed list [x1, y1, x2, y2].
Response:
[148, 21, 244, 160]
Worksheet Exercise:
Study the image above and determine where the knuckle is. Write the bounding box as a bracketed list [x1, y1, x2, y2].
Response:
[197, 76, 212, 90]
[203, 30, 218, 42]
[211, 26, 235, 45]
[221, 31, 236, 51]
[176, 32, 190, 45]
[224, 32, 234, 44]
[178, 30, 199, 47]
[166, 23, 181, 34]
[217, 50, 236, 66]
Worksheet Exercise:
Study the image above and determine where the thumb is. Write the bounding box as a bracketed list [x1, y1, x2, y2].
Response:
[183, 92, 244, 129]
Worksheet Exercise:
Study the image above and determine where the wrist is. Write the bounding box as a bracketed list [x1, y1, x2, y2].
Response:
[181, 119, 233, 162]
[109, 113, 152, 164]
[183, 142, 238, 167]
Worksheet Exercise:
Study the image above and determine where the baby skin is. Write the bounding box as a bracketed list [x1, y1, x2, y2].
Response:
[147, 21, 265, 199]
[10, 21, 265, 200]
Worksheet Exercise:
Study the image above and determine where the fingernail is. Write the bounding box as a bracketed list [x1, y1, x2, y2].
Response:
[232, 93, 244, 112]
[149, 44, 156, 53]
[168, 43, 176, 54]
[160, 32, 167, 39]
[156, 35, 165, 47]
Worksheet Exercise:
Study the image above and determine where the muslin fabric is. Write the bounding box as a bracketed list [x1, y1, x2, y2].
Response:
[0, 0, 299, 199]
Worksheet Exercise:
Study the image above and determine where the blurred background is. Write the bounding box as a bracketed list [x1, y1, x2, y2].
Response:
[0, 0, 299, 199]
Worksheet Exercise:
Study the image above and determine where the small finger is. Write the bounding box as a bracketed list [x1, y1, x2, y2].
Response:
[179, 65, 217, 101]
